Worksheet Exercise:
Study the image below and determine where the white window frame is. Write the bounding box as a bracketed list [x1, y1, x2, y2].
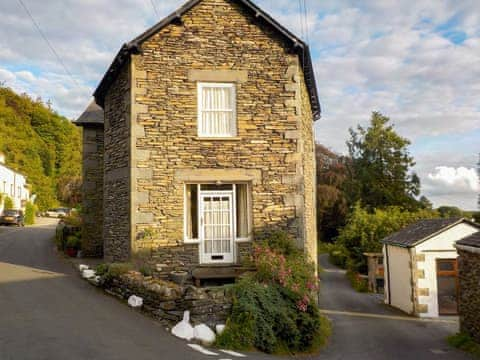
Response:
[197, 82, 237, 138]
[183, 183, 252, 245]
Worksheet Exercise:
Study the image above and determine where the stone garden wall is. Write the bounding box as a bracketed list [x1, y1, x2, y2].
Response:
[103, 271, 232, 328]
[458, 249, 480, 343]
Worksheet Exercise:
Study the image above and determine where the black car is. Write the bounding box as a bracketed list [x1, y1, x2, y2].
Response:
[0, 210, 25, 226]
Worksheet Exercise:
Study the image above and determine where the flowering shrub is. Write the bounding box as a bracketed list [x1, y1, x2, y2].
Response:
[253, 243, 318, 312]
[216, 232, 330, 354]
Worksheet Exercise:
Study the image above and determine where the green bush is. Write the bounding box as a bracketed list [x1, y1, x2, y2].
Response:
[65, 235, 81, 250]
[24, 202, 36, 225]
[95, 263, 110, 276]
[448, 333, 480, 358]
[3, 196, 13, 210]
[216, 277, 330, 354]
[337, 203, 438, 272]
[346, 270, 369, 292]
[216, 233, 330, 354]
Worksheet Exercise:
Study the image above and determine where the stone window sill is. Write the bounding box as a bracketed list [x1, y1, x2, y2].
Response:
[195, 137, 242, 141]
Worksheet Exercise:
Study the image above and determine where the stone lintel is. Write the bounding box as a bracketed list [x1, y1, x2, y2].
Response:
[174, 168, 262, 184]
[187, 69, 248, 83]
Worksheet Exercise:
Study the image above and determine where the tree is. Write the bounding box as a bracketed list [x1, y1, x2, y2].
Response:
[419, 195, 433, 210]
[346, 112, 420, 211]
[3, 196, 13, 210]
[337, 203, 438, 272]
[315, 144, 349, 242]
[437, 206, 463, 218]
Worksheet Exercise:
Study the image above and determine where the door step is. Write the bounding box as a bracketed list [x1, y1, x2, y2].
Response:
[192, 266, 255, 287]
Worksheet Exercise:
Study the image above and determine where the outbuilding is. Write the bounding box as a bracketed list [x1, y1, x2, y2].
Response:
[455, 232, 480, 342]
[382, 218, 480, 317]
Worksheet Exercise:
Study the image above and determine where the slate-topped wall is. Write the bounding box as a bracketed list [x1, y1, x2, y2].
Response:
[458, 248, 480, 343]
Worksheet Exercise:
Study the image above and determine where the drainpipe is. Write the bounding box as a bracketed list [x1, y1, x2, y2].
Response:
[385, 245, 392, 305]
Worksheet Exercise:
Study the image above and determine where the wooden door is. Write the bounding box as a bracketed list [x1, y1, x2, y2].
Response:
[436, 259, 458, 315]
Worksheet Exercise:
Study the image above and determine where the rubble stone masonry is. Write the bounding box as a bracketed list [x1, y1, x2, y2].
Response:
[458, 249, 480, 343]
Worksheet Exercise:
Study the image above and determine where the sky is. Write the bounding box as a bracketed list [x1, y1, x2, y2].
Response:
[0, 0, 478, 210]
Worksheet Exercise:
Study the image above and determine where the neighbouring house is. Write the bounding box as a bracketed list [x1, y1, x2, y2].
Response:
[75, 0, 319, 278]
[455, 232, 480, 342]
[0, 152, 30, 212]
[382, 218, 480, 318]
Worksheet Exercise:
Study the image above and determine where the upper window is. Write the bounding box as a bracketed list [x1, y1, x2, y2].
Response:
[197, 83, 236, 137]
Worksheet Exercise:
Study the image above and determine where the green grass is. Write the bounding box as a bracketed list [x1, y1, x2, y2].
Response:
[448, 333, 480, 358]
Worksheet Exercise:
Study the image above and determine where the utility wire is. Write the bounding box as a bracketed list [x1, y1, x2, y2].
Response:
[17, 0, 79, 87]
[150, 0, 160, 18]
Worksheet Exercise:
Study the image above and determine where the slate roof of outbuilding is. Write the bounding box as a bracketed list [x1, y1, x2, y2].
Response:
[91, 0, 321, 120]
[457, 231, 480, 248]
[75, 100, 104, 126]
[382, 217, 480, 248]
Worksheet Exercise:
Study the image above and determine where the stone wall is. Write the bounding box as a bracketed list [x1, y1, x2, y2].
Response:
[458, 249, 480, 342]
[125, 0, 317, 267]
[104, 271, 232, 328]
[103, 63, 131, 262]
[81, 127, 104, 257]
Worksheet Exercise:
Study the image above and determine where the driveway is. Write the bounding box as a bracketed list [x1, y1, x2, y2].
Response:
[318, 253, 468, 359]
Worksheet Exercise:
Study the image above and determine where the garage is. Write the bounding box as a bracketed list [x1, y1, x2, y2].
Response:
[382, 218, 479, 317]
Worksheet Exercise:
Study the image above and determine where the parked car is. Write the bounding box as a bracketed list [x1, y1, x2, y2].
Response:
[45, 208, 68, 218]
[0, 210, 25, 226]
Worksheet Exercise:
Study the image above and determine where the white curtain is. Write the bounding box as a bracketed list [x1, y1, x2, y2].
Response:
[236, 184, 249, 238]
[201, 86, 234, 136]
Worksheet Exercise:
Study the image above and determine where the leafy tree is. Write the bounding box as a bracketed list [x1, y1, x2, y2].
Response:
[337, 203, 438, 272]
[437, 206, 463, 218]
[3, 196, 13, 210]
[315, 144, 349, 242]
[419, 195, 433, 210]
[346, 112, 420, 211]
[0, 86, 81, 210]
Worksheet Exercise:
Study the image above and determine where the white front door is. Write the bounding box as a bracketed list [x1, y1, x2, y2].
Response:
[199, 191, 234, 264]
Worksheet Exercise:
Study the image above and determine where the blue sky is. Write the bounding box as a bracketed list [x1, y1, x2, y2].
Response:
[0, 0, 478, 209]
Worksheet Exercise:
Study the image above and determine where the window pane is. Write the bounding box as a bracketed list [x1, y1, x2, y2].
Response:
[199, 84, 235, 137]
[236, 184, 249, 238]
[438, 260, 455, 272]
[185, 185, 198, 239]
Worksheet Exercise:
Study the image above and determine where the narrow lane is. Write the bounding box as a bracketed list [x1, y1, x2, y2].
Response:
[0, 220, 248, 360]
[318, 253, 468, 359]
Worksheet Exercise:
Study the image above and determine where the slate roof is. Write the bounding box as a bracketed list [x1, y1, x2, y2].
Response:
[75, 100, 104, 127]
[457, 231, 480, 248]
[92, 0, 321, 120]
[382, 218, 480, 248]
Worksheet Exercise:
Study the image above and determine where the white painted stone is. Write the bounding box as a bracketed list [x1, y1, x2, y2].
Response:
[78, 264, 89, 271]
[193, 324, 216, 344]
[82, 269, 95, 279]
[215, 324, 226, 335]
[127, 295, 143, 308]
[171, 311, 194, 341]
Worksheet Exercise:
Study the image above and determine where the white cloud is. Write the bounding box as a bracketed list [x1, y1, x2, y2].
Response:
[427, 166, 478, 194]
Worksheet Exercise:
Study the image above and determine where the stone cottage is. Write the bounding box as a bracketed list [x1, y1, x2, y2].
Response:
[76, 0, 320, 275]
[455, 232, 480, 342]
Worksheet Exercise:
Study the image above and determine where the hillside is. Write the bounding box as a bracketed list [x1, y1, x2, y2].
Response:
[0, 86, 81, 210]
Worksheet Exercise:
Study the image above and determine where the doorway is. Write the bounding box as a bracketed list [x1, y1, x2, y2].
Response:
[436, 259, 458, 315]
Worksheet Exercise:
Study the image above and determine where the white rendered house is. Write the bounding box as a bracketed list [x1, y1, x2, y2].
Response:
[0, 153, 30, 212]
[383, 218, 480, 318]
